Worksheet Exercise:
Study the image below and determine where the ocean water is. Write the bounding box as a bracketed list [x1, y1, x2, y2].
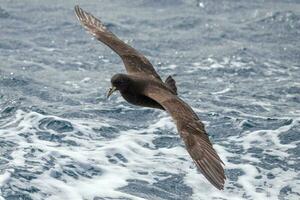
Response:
[0, 0, 300, 199]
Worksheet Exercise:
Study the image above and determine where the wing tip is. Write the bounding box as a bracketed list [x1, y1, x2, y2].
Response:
[74, 5, 83, 21]
[196, 159, 226, 190]
[217, 184, 225, 190]
[74, 5, 80, 14]
[74, 5, 107, 33]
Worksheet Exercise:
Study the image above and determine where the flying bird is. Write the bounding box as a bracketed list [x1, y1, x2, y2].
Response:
[74, 5, 225, 190]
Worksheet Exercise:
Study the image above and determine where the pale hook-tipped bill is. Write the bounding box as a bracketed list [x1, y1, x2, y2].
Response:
[107, 86, 117, 98]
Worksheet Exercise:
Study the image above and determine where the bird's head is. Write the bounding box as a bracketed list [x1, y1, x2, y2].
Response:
[107, 74, 131, 98]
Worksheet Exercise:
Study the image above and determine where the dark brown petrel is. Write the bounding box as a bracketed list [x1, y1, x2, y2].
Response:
[74, 5, 226, 190]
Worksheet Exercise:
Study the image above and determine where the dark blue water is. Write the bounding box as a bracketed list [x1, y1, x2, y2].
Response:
[0, 0, 299, 199]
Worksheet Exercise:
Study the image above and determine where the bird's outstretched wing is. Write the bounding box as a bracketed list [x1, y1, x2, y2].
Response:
[74, 5, 162, 80]
[144, 86, 226, 190]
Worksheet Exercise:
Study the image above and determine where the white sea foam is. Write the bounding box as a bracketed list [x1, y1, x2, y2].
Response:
[212, 87, 231, 95]
[0, 170, 12, 199]
[0, 109, 299, 199]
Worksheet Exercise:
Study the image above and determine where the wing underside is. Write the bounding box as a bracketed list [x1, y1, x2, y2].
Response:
[144, 87, 226, 189]
[74, 5, 162, 80]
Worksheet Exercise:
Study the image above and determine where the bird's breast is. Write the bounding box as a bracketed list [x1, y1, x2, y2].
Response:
[120, 91, 164, 110]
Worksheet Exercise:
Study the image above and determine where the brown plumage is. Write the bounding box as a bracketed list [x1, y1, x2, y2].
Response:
[74, 5, 226, 190]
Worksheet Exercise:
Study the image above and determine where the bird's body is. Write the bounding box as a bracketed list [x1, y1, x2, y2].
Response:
[114, 74, 166, 110]
[75, 5, 226, 190]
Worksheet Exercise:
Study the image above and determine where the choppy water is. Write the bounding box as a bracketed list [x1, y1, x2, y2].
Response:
[1, 0, 300, 199]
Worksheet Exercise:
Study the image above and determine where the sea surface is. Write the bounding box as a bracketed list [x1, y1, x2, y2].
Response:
[0, 0, 300, 199]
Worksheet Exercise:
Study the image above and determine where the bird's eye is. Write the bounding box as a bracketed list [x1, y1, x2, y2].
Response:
[114, 80, 123, 85]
